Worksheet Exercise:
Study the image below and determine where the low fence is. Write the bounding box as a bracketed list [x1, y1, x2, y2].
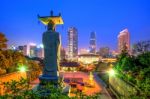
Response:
[0, 72, 27, 95]
[109, 76, 137, 98]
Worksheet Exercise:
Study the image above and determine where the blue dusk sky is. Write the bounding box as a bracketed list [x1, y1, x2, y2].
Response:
[0, 0, 150, 50]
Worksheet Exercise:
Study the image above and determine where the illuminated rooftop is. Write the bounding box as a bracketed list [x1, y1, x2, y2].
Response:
[118, 28, 129, 38]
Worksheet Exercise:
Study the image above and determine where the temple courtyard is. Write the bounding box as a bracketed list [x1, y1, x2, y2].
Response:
[30, 71, 111, 98]
[60, 72, 101, 96]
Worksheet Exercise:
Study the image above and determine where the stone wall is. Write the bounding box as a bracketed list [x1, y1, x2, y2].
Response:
[0, 72, 27, 95]
[109, 76, 137, 98]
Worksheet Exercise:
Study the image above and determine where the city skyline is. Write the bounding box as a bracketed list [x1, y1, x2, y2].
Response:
[0, 0, 150, 50]
[0, 1, 150, 98]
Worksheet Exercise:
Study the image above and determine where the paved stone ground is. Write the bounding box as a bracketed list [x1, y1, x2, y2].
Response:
[30, 72, 112, 99]
[94, 72, 112, 99]
[61, 72, 101, 96]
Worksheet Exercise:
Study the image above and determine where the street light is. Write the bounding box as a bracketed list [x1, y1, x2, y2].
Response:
[108, 69, 115, 76]
[18, 66, 27, 72]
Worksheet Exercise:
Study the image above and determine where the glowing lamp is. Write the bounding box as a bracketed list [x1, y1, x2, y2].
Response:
[108, 69, 115, 76]
[18, 66, 27, 72]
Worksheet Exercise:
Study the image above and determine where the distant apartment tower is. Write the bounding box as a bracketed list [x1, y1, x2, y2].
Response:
[67, 27, 78, 60]
[118, 29, 130, 53]
[17, 46, 24, 53]
[36, 45, 44, 59]
[61, 47, 66, 61]
[23, 43, 37, 57]
[23, 45, 30, 56]
[18, 43, 44, 58]
[89, 32, 96, 54]
[99, 47, 110, 58]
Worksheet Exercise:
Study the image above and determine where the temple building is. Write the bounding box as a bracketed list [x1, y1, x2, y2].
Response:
[60, 61, 80, 72]
[78, 54, 100, 64]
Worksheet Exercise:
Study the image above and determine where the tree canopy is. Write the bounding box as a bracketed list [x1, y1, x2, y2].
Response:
[114, 51, 150, 98]
[0, 32, 7, 50]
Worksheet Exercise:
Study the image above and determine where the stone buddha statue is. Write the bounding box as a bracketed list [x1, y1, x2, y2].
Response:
[41, 20, 61, 80]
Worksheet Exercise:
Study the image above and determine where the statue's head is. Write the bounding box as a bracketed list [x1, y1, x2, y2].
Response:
[48, 20, 55, 31]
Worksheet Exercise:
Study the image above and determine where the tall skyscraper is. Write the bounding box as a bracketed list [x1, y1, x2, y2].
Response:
[89, 32, 96, 54]
[118, 29, 130, 53]
[67, 27, 78, 60]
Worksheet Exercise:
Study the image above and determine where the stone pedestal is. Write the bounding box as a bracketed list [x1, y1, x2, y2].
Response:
[39, 75, 58, 83]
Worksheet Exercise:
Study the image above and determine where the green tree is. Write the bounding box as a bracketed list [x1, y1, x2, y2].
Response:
[0, 32, 7, 50]
[0, 78, 100, 99]
[132, 40, 150, 54]
[115, 44, 129, 71]
[136, 52, 150, 68]
[12, 51, 26, 67]
[0, 51, 9, 71]
[27, 60, 42, 81]
[114, 51, 150, 98]
[2, 50, 14, 73]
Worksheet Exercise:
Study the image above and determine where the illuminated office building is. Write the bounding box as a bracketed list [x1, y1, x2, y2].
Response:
[67, 27, 78, 60]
